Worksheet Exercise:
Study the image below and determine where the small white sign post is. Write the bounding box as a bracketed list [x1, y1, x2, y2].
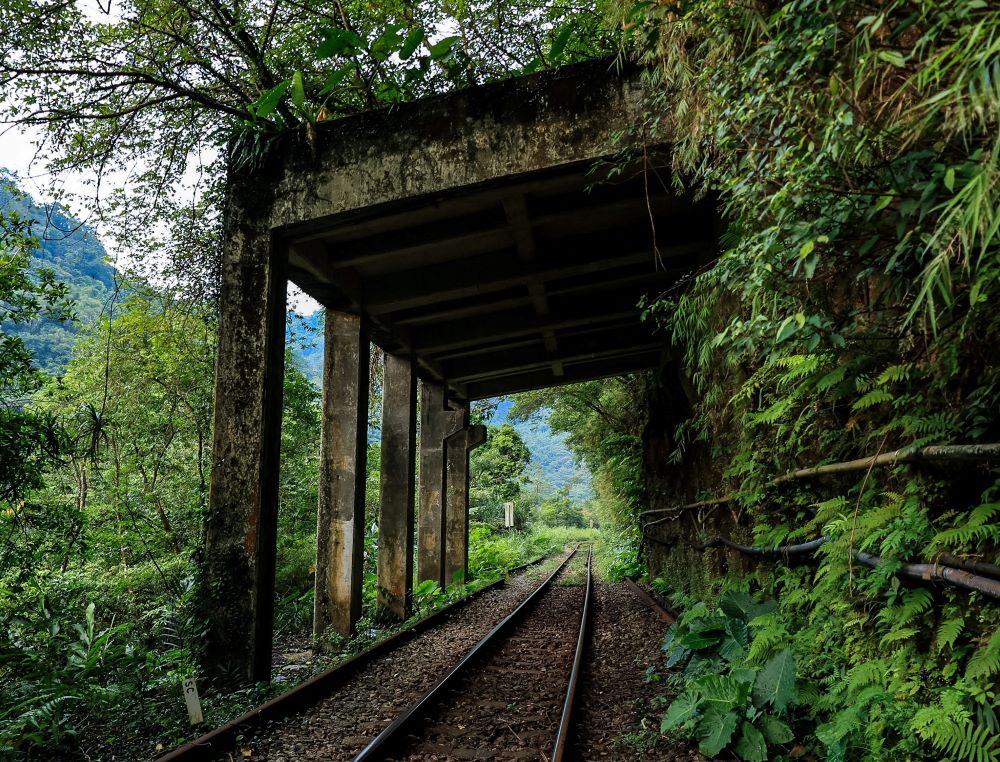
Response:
[182, 676, 204, 725]
[503, 502, 515, 528]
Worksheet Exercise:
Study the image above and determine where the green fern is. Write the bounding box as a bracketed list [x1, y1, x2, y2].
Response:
[876, 363, 914, 385]
[931, 503, 1000, 549]
[815, 364, 848, 392]
[937, 617, 966, 652]
[967, 630, 1000, 683]
[852, 388, 894, 411]
[878, 589, 934, 627]
[846, 660, 888, 692]
[913, 712, 1000, 762]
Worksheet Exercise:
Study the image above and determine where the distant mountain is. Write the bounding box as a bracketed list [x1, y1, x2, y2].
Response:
[1, 169, 117, 372]
[287, 309, 324, 383]
[487, 399, 593, 501]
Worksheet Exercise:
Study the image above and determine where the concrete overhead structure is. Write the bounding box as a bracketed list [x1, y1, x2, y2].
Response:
[204, 58, 719, 683]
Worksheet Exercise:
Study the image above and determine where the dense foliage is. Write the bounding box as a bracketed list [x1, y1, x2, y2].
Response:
[619, 1, 1000, 759]
[512, 377, 649, 563]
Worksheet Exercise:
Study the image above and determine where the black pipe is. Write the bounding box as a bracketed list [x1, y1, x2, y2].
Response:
[937, 553, 1000, 582]
[687, 534, 1000, 601]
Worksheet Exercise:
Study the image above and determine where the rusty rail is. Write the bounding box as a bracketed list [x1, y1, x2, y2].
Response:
[623, 576, 677, 624]
[552, 543, 593, 761]
[352, 544, 584, 761]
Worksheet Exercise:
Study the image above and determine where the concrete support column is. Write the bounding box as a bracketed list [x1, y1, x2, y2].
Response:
[203, 202, 286, 685]
[377, 353, 416, 620]
[418, 382, 464, 588]
[314, 311, 370, 640]
[444, 423, 487, 586]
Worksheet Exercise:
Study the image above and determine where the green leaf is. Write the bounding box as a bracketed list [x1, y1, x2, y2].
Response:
[371, 23, 405, 61]
[429, 35, 461, 60]
[753, 649, 796, 712]
[734, 721, 768, 762]
[698, 708, 739, 756]
[320, 64, 353, 96]
[662, 691, 699, 731]
[877, 49, 906, 67]
[719, 590, 755, 620]
[803, 252, 818, 279]
[944, 167, 956, 192]
[316, 27, 363, 58]
[251, 79, 291, 119]
[775, 316, 799, 343]
[759, 714, 794, 744]
[291, 71, 305, 109]
[682, 619, 728, 649]
[400, 27, 424, 59]
[549, 23, 574, 62]
[692, 674, 746, 712]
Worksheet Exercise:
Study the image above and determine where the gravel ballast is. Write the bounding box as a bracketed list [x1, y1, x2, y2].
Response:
[230, 556, 568, 761]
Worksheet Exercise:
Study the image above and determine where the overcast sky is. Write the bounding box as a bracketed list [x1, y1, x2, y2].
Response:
[1, 122, 320, 313]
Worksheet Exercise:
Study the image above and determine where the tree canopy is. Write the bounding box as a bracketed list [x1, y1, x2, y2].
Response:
[0, 0, 612, 293]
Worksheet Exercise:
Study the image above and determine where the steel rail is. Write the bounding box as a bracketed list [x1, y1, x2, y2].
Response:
[154, 552, 557, 762]
[352, 544, 582, 761]
[552, 543, 593, 761]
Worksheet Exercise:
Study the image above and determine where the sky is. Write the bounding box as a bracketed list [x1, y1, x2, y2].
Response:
[1, 122, 321, 313]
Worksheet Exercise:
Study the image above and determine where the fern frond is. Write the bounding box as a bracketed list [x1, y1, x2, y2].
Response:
[876, 363, 914, 385]
[853, 389, 894, 411]
[914, 715, 1000, 762]
[847, 660, 888, 692]
[967, 630, 1000, 684]
[937, 617, 966, 652]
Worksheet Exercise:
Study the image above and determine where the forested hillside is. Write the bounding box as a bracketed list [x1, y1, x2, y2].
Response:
[0, 170, 116, 372]
[487, 399, 593, 501]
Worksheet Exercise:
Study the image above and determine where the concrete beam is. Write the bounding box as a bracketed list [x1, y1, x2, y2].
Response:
[314, 311, 370, 640]
[390, 264, 688, 328]
[464, 349, 663, 400]
[267, 60, 644, 229]
[417, 308, 641, 356]
[365, 248, 652, 315]
[377, 353, 417, 620]
[446, 339, 664, 383]
[418, 382, 465, 588]
[444, 424, 487, 586]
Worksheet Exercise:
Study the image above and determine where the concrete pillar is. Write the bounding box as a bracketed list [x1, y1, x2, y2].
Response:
[377, 353, 416, 620]
[418, 381, 464, 588]
[203, 195, 286, 685]
[445, 423, 487, 586]
[314, 311, 370, 640]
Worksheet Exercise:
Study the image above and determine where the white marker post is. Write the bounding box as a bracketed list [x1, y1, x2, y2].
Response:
[182, 676, 204, 725]
[503, 502, 515, 528]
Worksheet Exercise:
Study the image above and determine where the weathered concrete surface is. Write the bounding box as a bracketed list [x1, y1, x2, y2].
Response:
[445, 424, 487, 586]
[314, 312, 370, 640]
[269, 59, 644, 230]
[418, 382, 464, 588]
[202, 172, 285, 684]
[377, 353, 417, 620]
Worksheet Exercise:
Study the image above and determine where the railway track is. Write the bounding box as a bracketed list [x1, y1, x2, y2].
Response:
[157, 546, 591, 762]
[354, 543, 594, 761]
